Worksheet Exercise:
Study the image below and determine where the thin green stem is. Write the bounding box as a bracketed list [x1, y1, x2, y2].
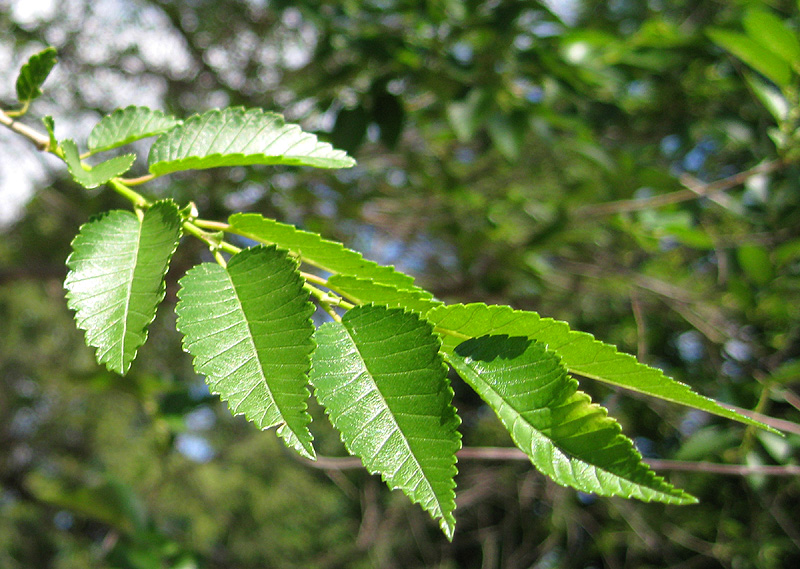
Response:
[109, 178, 149, 208]
[213, 249, 227, 268]
[194, 219, 230, 231]
[122, 174, 157, 186]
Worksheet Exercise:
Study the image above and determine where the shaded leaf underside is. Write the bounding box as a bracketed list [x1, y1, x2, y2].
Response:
[175, 245, 316, 459]
[311, 306, 461, 539]
[64, 200, 182, 374]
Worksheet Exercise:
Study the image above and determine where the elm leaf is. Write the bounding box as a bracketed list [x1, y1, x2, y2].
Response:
[64, 200, 183, 374]
[311, 306, 461, 539]
[149, 107, 355, 175]
[176, 245, 316, 459]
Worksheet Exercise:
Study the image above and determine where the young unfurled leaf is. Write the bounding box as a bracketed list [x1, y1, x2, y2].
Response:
[428, 303, 774, 431]
[228, 213, 421, 291]
[64, 200, 183, 374]
[148, 107, 355, 176]
[311, 306, 461, 539]
[176, 245, 316, 459]
[15, 47, 58, 106]
[448, 335, 696, 504]
[88, 106, 181, 153]
[62, 139, 135, 189]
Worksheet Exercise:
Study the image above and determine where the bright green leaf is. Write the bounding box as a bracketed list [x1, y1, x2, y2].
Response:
[326, 274, 442, 314]
[228, 213, 422, 292]
[310, 306, 461, 539]
[15, 47, 57, 105]
[448, 335, 696, 504]
[64, 200, 183, 374]
[743, 9, 800, 68]
[708, 28, 792, 87]
[148, 107, 355, 176]
[62, 139, 135, 189]
[428, 304, 775, 432]
[175, 245, 316, 459]
[88, 106, 182, 153]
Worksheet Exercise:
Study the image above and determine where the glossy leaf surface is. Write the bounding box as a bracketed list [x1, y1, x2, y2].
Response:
[428, 304, 772, 431]
[148, 107, 355, 175]
[88, 106, 181, 153]
[448, 335, 696, 504]
[311, 306, 460, 539]
[176, 245, 316, 459]
[64, 200, 182, 374]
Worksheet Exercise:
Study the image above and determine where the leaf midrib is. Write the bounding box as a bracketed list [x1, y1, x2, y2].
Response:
[345, 321, 444, 518]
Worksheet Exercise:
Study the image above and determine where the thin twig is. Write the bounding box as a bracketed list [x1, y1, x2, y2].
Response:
[576, 159, 787, 217]
[0, 108, 51, 150]
[300, 447, 800, 476]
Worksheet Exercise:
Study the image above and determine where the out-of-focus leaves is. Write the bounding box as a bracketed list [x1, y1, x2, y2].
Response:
[708, 29, 792, 87]
[737, 244, 774, 285]
[743, 8, 800, 68]
[330, 106, 369, 154]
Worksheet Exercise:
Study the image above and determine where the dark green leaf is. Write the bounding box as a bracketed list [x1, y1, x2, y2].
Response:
[15, 47, 57, 105]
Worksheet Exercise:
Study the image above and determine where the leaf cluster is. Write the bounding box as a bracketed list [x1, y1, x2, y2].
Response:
[1, 46, 779, 540]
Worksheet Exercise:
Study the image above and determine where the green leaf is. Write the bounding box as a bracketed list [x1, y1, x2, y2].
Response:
[88, 106, 182, 153]
[148, 107, 355, 176]
[228, 213, 421, 291]
[743, 9, 800, 68]
[428, 304, 775, 432]
[310, 306, 461, 539]
[64, 200, 183, 374]
[42, 115, 58, 151]
[175, 245, 316, 459]
[15, 47, 58, 105]
[62, 139, 135, 189]
[448, 335, 696, 504]
[326, 274, 442, 314]
[707, 29, 792, 87]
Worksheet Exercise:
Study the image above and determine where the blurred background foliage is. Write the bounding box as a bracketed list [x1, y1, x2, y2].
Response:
[1, 0, 800, 567]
